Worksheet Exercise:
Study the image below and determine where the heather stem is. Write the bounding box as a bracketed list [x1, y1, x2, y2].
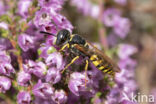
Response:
[10, 39, 23, 70]
[98, 0, 108, 50]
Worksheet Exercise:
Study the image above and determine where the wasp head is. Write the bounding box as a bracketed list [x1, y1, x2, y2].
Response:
[56, 29, 70, 46]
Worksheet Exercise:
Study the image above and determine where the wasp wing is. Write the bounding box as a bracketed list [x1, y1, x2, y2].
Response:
[74, 42, 120, 73]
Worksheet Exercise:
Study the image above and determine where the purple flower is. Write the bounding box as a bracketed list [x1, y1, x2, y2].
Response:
[34, 8, 53, 28]
[113, 17, 131, 39]
[52, 90, 67, 104]
[17, 91, 31, 104]
[0, 51, 11, 63]
[33, 97, 55, 104]
[0, 62, 15, 76]
[0, 76, 11, 93]
[118, 44, 138, 59]
[45, 68, 61, 84]
[23, 60, 37, 73]
[114, 0, 127, 5]
[17, 71, 31, 86]
[18, 0, 32, 18]
[32, 61, 47, 78]
[32, 80, 54, 99]
[18, 34, 34, 52]
[103, 8, 121, 27]
[45, 52, 64, 70]
[0, 39, 13, 50]
[39, 45, 56, 59]
[34, 7, 73, 34]
[68, 72, 90, 96]
[23, 60, 47, 78]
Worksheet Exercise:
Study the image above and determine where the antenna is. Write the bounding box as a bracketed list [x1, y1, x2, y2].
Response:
[40, 31, 56, 37]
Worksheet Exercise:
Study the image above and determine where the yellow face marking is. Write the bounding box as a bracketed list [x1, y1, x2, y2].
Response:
[90, 55, 98, 61]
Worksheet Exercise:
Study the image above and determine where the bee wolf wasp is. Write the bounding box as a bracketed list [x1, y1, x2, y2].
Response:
[40, 29, 120, 77]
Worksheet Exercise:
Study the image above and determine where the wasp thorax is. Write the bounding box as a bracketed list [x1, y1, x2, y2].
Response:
[56, 29, 70, 46]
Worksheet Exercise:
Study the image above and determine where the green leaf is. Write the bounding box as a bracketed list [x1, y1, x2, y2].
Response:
[0, 14, 12, 23]
[47, 46, 57, 54]
[0, 28, 9, 38]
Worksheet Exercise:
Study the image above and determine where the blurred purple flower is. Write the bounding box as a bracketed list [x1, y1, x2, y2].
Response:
[113, 17, 131, 39]
[118, 58, 137, 70]
[0, 22, 8, 30]
[71, 0, 99, 18]
[38, 0, 64, 11]
[52, 90, 67, 104]
[90, 5, 100, 18]
[45, 68, 61, 84]
[23, 60, 47, 78]
[45, 52, 64, 70]
[0, 1, 6, 16]
[71, 0, 91, 15]
[18, 0, 32, 18]
[32, 80, 54, 99]
[150, 89, 156, 104]
[17, 91, 31, 104]
[0, 76, 11, 93]
[118, 44, 138, 59]
[120, 100, 136, 104]
[0, 62, 15, 76]
[107, 33, 118, 47]
[17, 71, 31, 86]
[68, 72, 90, 96]
[103, 8, 121, 27]
[114, 0, 127, 5]
[123, 80, 138, 96]
[18, 34, 34, 52]
[105, 87, 123, 104]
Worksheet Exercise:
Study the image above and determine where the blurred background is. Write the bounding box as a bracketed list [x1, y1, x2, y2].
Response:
[64, 0, 156, 103]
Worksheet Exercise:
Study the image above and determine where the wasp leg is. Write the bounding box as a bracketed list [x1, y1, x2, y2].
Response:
[85, 60, 89, 87]
[61, 56, 79, 73]
[59, 43, 70, 52]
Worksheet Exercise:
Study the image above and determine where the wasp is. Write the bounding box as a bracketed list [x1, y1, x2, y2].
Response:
[40, 29, 120, 77]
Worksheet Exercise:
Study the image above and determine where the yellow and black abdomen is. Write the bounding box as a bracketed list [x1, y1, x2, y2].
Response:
[90, 54, 115, 76]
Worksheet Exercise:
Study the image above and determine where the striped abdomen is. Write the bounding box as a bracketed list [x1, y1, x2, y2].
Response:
[89, 54, 115, 76]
